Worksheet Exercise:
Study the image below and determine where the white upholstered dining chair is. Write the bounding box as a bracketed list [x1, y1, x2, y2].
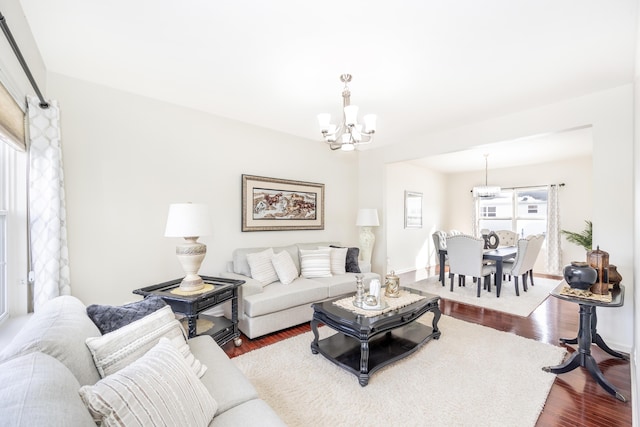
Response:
[495, 230, 519, 247]
[501, 234, 545, 295]
[445, 234, 496, 297]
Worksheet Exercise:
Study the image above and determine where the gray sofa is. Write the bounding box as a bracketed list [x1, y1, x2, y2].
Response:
[221, 242, 381, 339]
[0, 295, 285, 427]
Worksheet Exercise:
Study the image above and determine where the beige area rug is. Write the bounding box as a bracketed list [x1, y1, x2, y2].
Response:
[233, 315, 566, 427]
[404, 275, 558, 317]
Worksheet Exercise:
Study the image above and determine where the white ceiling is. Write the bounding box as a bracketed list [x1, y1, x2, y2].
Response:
[16, 0, 636, 169]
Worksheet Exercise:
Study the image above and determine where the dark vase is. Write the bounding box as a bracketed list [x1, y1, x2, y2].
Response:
[563, 261, 598, 290]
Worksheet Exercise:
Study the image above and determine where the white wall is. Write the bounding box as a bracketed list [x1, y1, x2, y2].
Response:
[385, 162, 446, 274]
[48, 73, 361, 306]
[360, 85, 634, 352]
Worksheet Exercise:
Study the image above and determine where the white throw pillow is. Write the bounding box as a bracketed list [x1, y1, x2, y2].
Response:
[79, 338, 217, 427]
[300, 248, 332, 278]
[271, 250, 299, 285]
[85, 305, 206, 378]
[246, 248, 279, 285]
[320, 246, 348, 275]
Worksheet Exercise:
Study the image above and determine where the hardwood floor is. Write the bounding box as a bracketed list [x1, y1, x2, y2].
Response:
[221, 270, 632, 427]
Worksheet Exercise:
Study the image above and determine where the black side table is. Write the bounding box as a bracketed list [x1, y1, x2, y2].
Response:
[542, 282, 628, 402]
[133, 276, 244, 347]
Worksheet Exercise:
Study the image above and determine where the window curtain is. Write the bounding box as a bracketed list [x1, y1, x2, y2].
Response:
[546, 184, 562, 275]
[27, 96, 70, 310]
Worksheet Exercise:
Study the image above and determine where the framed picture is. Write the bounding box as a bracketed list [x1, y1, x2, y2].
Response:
[405, 191, 423, 229]
[242, 174, 325, 231]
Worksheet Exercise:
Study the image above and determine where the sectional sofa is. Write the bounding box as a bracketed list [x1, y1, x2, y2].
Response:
[221, 242, 381, 339]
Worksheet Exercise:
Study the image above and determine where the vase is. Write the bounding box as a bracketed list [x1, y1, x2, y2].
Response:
[608, 265, 622, 288]
[563, 261, 597, 291]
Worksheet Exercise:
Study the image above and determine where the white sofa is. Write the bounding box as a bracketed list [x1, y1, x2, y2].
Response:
[0, 296, 285, 427]
[221, 242, 381, 339]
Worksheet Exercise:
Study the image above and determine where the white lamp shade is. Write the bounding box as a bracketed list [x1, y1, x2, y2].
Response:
[164, 203, 212, 237]
[317, 113, 331, 131]
[356, 208, 379, 226]
[343, 105, 359, 126]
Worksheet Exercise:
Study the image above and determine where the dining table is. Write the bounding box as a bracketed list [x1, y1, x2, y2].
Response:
[438, 246, 517, 297]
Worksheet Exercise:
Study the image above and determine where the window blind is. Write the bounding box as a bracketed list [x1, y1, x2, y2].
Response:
[0, 81, 25, 151]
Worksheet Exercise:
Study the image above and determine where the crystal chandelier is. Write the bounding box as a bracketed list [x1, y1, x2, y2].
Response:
[472, 154, 501, 198]
[317, 74, 377, 151]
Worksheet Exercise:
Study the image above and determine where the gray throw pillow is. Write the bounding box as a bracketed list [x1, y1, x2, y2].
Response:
[86, 296, 167, 335]
[330, 245, 361, 273]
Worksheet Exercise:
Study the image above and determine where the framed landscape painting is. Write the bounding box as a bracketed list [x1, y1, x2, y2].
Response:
[242, 174, 325, 231]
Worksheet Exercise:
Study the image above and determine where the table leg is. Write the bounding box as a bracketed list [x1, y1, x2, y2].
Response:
[495, 260, 503, 298]
[310, 318, 320, 354]
[439, 251, 445, 285]
[545, 304, 626, 401]
[187, 315, 197, 338]
[359, 341, 370, 387]
[560, 307, 629, 360]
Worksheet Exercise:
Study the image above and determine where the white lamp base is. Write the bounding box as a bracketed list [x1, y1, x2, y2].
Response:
[359, 226, 375, 265]
[176, 237, 206, 292]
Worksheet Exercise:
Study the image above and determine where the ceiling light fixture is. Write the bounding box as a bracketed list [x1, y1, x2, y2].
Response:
[317, 74, 376, 151]
[473, 154, 501, 198]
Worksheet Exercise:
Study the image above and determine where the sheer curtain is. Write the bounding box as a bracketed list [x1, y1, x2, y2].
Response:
[27, 96, 70, 310]
[546, 184, 562, 275]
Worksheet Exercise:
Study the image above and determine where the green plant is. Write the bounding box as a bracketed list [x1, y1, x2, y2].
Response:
[561, 220, 592, 251]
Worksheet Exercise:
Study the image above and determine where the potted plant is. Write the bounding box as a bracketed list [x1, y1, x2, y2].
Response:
[561, 220, 592, 251]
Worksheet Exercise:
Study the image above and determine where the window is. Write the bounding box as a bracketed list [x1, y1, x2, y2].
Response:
[477, 186, 548, 238]
[481, 206, 496, 218]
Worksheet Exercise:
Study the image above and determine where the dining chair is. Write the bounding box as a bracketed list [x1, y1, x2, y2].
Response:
[446, 234, 496, 297]
[495, 230, 519, 247]
[502, 234, 545, 295]
[432, 231, 449, 283]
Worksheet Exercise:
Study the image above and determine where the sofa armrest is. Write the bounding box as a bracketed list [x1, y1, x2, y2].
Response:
[219, 272, 263, 320]
[359, 262, 371, 273]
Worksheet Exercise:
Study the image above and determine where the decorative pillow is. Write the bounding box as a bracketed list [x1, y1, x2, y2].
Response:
[246, 248, 279, 285]
[320, 246, 348, 275]
[85, 305, 206, 378]
[86, 296, 167, 334]
[79, 338, 217, 427]
[331, 245, 361, 273]
[299, 248, 332, 278]
[271, 250, 299, 285]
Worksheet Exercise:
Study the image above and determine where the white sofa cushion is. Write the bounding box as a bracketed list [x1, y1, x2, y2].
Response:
[0, 352, 96, 426]
[300, 248, 332, 278]
[244, 279, 328, 317]
[246, 248, 279, 285]
[0, 295, 102, 386]
[86, 305, 206, 378]
[271, 249, 299, 285]
[320, 246, 348, 275]
[79, 338, 217, 427]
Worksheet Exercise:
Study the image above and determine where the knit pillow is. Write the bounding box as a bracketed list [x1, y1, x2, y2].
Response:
[271, 250, 299, 285]
[246, 248, 279, 285]
[86, 296, 167, 334]
[300, 248, 332, 278]
[331, 245, 361, 273]
[79, 338, 217, 427]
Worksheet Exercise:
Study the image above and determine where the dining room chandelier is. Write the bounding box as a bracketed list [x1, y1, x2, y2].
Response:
[473, 154, 501, 198]
[317, 74, 377, 151]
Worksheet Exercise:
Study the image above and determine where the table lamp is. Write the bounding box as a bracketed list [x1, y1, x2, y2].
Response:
[164, 203, 212, 292]
[356, 208, 379, 264]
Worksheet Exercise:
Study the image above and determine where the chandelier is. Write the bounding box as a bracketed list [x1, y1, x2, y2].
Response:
[317, 74, 377, 151]
[472, 154, 501, 198]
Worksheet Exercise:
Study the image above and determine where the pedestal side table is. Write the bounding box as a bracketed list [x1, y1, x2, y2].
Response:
[542, 282, 628, 402]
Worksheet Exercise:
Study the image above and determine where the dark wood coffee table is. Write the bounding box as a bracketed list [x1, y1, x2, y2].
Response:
[310, 287, 441, 386]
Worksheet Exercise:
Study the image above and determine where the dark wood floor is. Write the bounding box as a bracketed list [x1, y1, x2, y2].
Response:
[221, 270, 632, 427]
